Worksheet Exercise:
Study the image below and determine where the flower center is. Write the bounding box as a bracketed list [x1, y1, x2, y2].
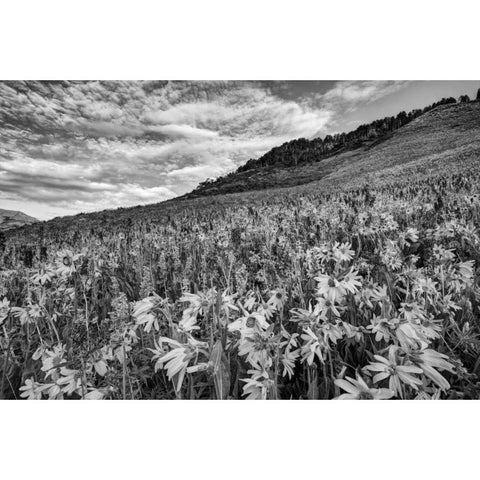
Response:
[246, 317, 256, 328]
[358, 390, 374, 400]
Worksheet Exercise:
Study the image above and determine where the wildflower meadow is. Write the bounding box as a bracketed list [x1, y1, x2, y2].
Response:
[1, 156, 479, 400]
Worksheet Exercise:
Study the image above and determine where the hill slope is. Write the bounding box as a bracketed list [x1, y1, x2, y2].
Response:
[185, 101, 480, 198]
[0, 209, 37, 232]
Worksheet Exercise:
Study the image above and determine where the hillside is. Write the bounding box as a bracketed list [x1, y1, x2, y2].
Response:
[0, 209, 37, 232]
[185, 101, 480, 198]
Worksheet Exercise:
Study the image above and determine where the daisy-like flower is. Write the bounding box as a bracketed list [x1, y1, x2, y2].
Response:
[413, 277, 438, 299]
[290, 303, 318, 327]
[409, 348, 455, 391]
[300, 327, 327, 365]
[432, 244, 455, 262]
[238, 330, 275, 369]
[341, 268, 362, 294]
[56, 250, 82, 276]
[41, 345, 67, 379]
[366, 316, 396, 342]
[364, 346, 423, 398]
[399, 302, 425, 322]
[314, 296, 342, 319]
[267, 289, 286, 311]
[257, 301, 277, 320]
[280, 343, 300, 379]
[228, 311, 269, 333]
[335, 375, 394, 400]
[320, 321, 344, 344]
[333, 242, 355, 263]
[31, 267, 55, 286]
[315, 274, 346, 303]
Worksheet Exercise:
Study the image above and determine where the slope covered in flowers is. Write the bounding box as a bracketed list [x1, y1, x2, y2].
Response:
[1, 139, 480, 400]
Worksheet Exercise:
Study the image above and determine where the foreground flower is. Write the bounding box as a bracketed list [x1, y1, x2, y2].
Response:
[364, 346, 423, 398]
[409, 348, 455, 391]
[334, 375, 394, 400]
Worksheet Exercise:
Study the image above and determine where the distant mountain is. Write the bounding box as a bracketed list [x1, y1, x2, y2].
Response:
[185, 96, 479, 198]
[0, 209, 37, 231]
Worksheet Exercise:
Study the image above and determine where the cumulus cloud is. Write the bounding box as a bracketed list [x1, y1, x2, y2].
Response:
[0, 80, 409, 220]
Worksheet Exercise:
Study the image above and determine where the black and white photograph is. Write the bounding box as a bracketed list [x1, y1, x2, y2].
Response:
[1, 1, 479, 479]
[2, 79, 480, 401]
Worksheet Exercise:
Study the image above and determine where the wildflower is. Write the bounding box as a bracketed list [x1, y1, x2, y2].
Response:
[41, 345, 67, 379]
[19, 378, 44, 400]
[314, 296, 342, 319]
[149, 336, 208, 393]
[333, 242, 355, 263]
[364, 346, 423, 398]
[267, 289, 286, 311]
[133, 296, 160, 333]
[341, 268, 362, 294]
[335, 375, 394, 400]
[56, 250, 82, 276]
[242, 368, 274, 400]
[315, 273, 346, 303]
[280, 344, 300, 379]
[409, 348, 455, 391]
[31, 267, 55, 285]
[57, 368, 83, 396]
[228, 311, 269, 333]
[432, 244, 455, 262]
[300, 327, 327, 365]
[399, 302, 425, 322]
[290, 303, 318, 327]
[257, 300, 277, 320]
[366, 316, 396, 342]
[413, 277, 438, 299]
[238, 330, 275, 369]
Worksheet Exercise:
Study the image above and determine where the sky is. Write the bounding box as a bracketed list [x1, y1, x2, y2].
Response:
[0, 80, 478, 220]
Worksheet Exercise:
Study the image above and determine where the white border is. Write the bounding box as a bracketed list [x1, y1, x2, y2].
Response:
[1, 1, 479, 478]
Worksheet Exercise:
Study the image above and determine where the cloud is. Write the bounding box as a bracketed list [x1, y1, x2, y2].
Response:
[322, 80, 410, 107]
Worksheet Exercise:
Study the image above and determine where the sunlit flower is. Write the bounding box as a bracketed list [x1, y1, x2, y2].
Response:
[315, 274, 346, 303]
[365, 346, 423, 398]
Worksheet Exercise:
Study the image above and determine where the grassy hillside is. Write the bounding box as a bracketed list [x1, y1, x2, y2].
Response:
[185, 102, 480, 197]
